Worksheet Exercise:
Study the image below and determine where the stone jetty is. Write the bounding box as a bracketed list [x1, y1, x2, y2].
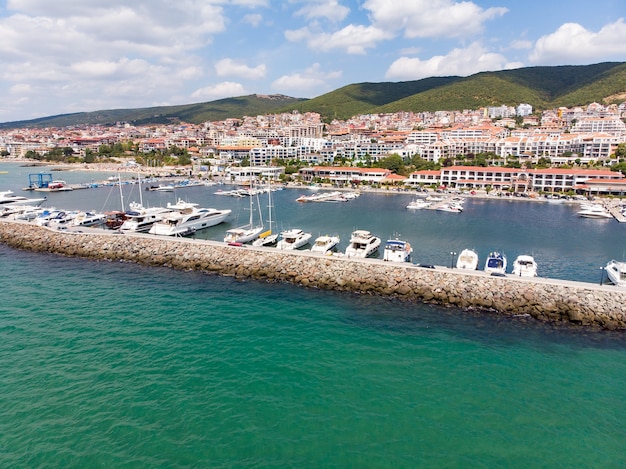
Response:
[1, 220, 625, 330]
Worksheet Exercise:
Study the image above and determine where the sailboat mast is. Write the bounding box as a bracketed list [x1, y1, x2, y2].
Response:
[118, 174, 125, 212]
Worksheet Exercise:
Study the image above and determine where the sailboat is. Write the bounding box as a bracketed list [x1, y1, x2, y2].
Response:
[224, 173, 264, 244]
[253, 180, 279, 247]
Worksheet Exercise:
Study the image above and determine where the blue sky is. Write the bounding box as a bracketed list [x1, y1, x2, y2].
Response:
[0, 0, 624, 122]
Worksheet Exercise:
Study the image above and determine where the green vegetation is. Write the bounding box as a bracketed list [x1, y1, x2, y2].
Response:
[2, 62, 625, 129]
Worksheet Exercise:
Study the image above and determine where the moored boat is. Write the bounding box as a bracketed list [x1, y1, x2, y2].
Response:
[345, 230, 381, 258]
[484, 251, 507, 275]
[577, 204, 612, 219]
[456, 249, 479, 270]
[605, 259, 626, 287]
[511, 255, 538, 277]
[149, 199, 231, 236]
[310, 235, 340, 254]
[276, 228, 312, 250]
[383, 237, 412, 263]
[120, 202, 171, 233]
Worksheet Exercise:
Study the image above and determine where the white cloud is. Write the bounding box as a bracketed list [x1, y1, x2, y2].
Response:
[191, 82, 247, 101]
[9, 83, 32, 95]
[294, 0, 350, 22]
[385, 43, 521, 80]
[272, 63, 341, 94]
[242, 13, 263, 27]
[286, 24, 392, 54]
[530, 19, 626, 65]
[364, 0, 507, 39]
[215, 58, 266, 80]
[510, 40, 533, 50]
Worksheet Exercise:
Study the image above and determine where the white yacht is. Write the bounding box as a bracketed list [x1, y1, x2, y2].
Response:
[484, 252, 507, 275]
[383, 237, 412, 263]
[73, 211, 106, 227]
[406, 199, 430, 210]
[456, 249, 479, 270]
[0, 190, 46, 207]
[605, 260, 626, 287]
[310, 235, 340, 254]
[149, 199, 231, 236]
[577, 204, 612, 219]
[345, 230, 381, 258]
[120, 202, 171, 233]
[511, 255, 538, 277]
[276, 228, 312, 250]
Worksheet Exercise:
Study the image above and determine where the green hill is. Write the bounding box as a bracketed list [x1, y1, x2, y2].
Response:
[287, 62, 626, 119]
[2, 62, 625, 129]
[0, 94, 306, 129]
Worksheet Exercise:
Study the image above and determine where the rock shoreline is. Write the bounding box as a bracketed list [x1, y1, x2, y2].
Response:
[1, 220, 625, 330]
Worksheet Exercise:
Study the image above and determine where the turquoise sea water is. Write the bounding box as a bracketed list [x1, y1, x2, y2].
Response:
[2, 163, 626, 467]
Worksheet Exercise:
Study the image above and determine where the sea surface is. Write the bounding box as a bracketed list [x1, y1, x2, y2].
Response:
[1, 162, 626, 467]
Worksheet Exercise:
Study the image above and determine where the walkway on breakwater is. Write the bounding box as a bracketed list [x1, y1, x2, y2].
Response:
[1, 219, 625, 330]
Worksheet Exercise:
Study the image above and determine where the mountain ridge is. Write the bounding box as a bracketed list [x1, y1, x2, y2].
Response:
[1, 62, 625, 129]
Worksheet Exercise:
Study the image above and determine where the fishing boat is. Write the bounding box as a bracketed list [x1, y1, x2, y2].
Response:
[276, 228, 312, 250]
[345, 230, 381, 258]
[310, 235, 340, 254]
[484, 252, 507, 275]
[456, 249, 479, 270]
[511, 255, 538, 277]
[605, 260, 626, 287]
[149, 199, 231, 236]
[382, 237, 412, 263]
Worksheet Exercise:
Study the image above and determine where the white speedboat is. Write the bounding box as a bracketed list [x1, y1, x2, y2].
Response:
[383, 237, 412, 263]
[406, 199, 430, 210]
[605, 260, 626, 287]
[120, 203, 171, 233]
[276, 228, 312, 250]
[73, 211, 106, 227]
[577, 204, 612, 219]
[511, 255, 538, 277]
[436, 202, 463, 213]
[34, 209, 65, 226]
[456, 249, 479, 270]
[345, 230, 381, 258]
[0, 190, 46, 207]
[484, 251, 507, 275]
[310, 235, 340, 254]
[149, 199, 231, 236]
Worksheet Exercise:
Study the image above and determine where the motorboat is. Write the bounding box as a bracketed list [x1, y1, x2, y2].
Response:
[456, 249, 479, 270]
[276, 228, 312, 250]
[34, 209, 65, 226]
[383, 237, 412, 263]
[0, 190, 46, 207]
[605, 260, 626, 287]
[120, 202, 172, 233]
[104, 211, 128, 229]
[345, 230, 381, 258]
[484, 251, 507, 275]
[406, 199, 431, 210]
[73, 211, 106, 227]
[48, 210, 79, 229]
[296, 191, 348, 203]
[310, 235, 340, 254]
[577, 204, 612, 219]
[511, 255, 538, 277]
[149, 199, 231, 236]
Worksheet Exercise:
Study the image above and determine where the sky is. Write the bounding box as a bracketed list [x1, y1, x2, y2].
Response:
[0, 0, 625, 123]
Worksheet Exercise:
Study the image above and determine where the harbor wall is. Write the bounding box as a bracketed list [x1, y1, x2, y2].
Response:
[1, 220, 625, 330]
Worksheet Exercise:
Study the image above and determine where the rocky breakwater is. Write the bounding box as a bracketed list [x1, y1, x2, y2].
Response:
[1, 220, 626, 330]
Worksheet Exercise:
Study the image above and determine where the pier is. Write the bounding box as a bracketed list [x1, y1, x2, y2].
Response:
[1, 219, 625, 330]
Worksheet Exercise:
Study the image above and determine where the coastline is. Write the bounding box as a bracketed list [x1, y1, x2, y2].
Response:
[1, 218, 624, 330]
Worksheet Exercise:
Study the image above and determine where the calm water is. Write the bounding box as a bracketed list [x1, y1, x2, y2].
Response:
[1, 162, 626, 467]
